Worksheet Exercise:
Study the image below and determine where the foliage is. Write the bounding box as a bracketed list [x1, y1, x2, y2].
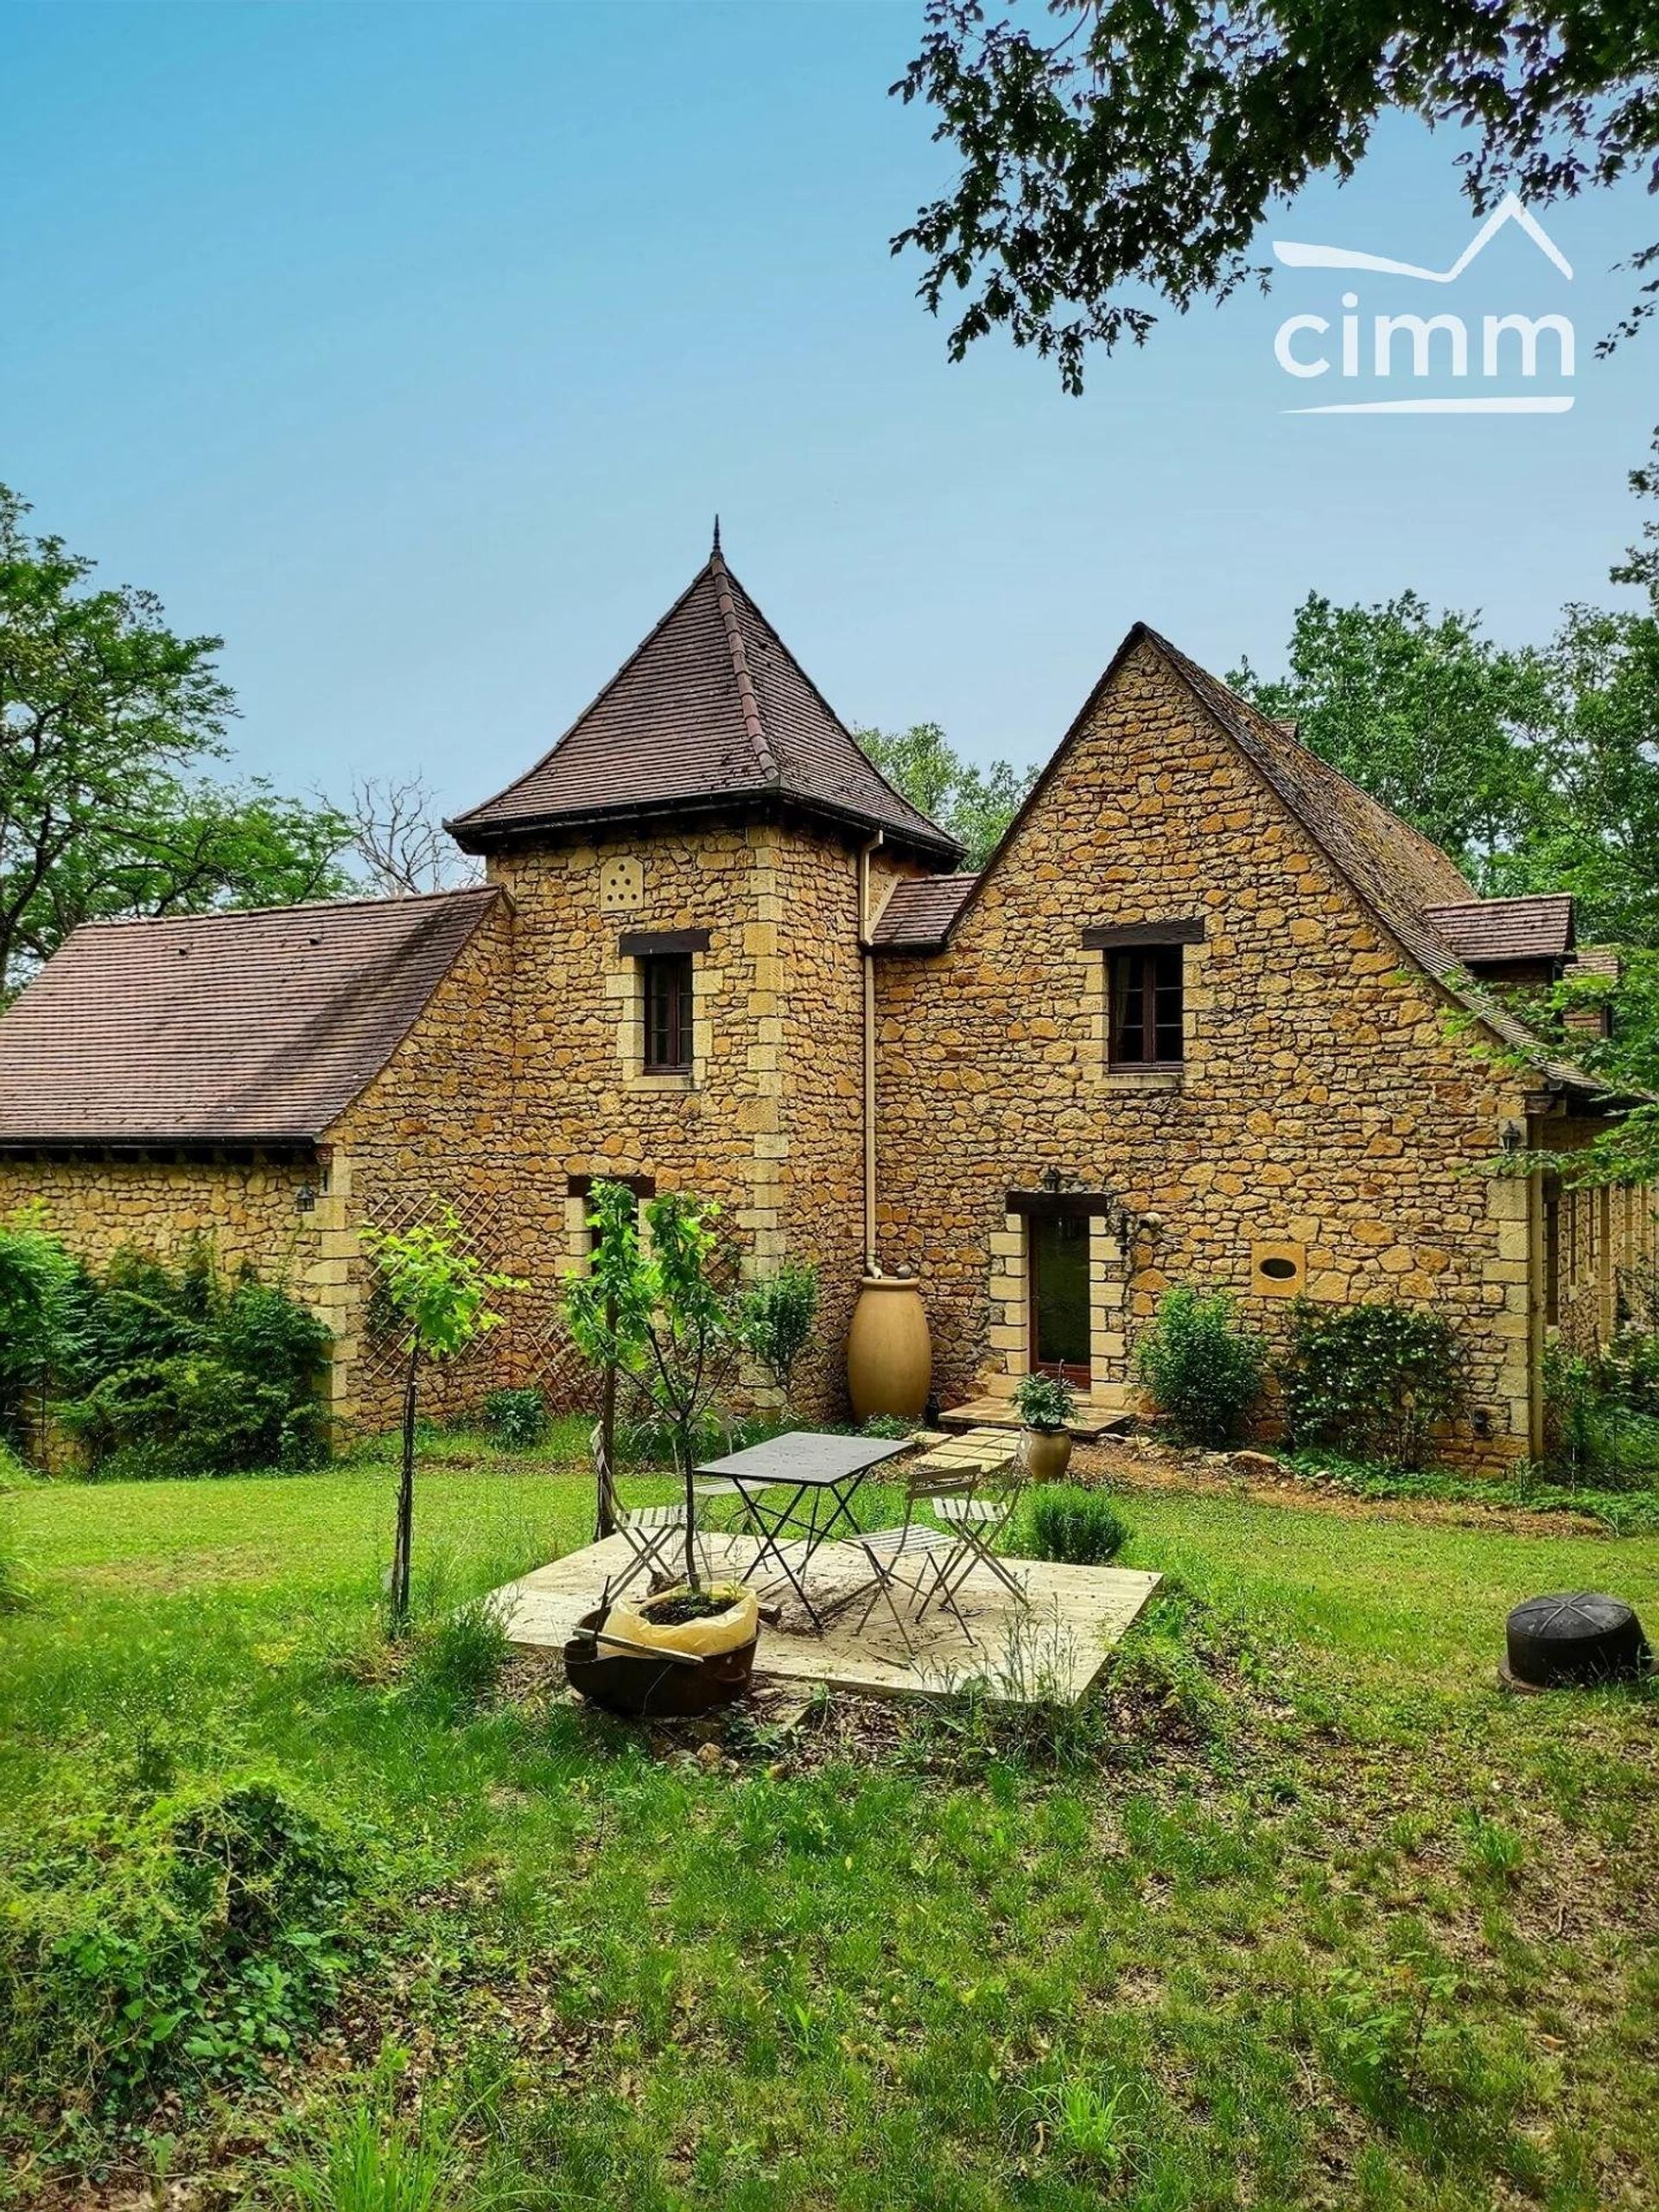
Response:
[405, 1597, 512, 1715]
[893, 1, 1659, 394]
[1230, 593, 1546, 881]
[565, 1180, 744, 1589]
[361, 1211, 520, 1636]
[1281, 1300, 1463, 1471]
[0, 1775, 359, 2120]
[3, 1229, 333, 1480]
[1135, 1287, 1266, 1446]
[1024, 1482, 1128, 1565]
[6, 1461, 1659, 2197]
[855, 720, 1035, 868]
[289, 2090, 457, 2212]
[1011, 1368, 1076, 1432]
[1541, 1344, 1659, 1492]
[0, 484, 351, 1001]
[1282, 1448, 1659, 1535]
[480, 1388, 547, 1451]
[738, 1259, 820, 1408]
[861, 1413, 918, 1440]
[0, 1205, 81, 1440]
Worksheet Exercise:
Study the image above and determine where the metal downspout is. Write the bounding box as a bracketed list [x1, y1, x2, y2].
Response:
[858, 833, 885, 1275]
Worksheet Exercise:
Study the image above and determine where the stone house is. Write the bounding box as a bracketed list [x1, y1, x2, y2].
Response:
[0, 537, 1645, 1465]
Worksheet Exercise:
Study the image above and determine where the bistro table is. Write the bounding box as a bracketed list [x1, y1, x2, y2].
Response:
[693, 1430, 912, 1632]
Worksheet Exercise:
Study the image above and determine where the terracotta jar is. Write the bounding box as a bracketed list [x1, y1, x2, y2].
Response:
[846, 1274, 931, 1424]
[1020, 1427, 1074, 1484]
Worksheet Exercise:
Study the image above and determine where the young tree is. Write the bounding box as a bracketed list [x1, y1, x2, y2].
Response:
[739, 1258, 821, 1414]
[564, 1182, 742, 1591]
[0, 485, 353, 999]
[361, 1212, 520, 1636]
[855, 720, 1035, 868]
[893, 1, 1659, 395]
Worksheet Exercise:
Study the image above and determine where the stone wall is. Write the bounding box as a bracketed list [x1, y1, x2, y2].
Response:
[324, 897, 522, 1432]
[0, 1152, 323, 1288]
[873, 637, 1541, 1467]
[485, 820, 867, 1426]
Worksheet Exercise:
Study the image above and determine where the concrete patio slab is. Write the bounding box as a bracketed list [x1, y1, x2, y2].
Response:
[491, 1534, 1160, 1707]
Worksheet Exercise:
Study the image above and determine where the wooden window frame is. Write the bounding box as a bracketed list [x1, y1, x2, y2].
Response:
[640, 952, 695, 1074]
[1106, 943, 1185, 1069]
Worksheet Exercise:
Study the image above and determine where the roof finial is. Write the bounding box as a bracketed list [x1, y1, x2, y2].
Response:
[711, 514, 721, 558]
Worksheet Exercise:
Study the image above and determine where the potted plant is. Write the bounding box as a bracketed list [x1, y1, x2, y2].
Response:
[1013, 1369, 1077, 1482]
[565, 1181, 760, 1700]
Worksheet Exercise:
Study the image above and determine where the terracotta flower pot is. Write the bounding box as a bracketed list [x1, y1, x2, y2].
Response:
[846, 1274, 931, 1423]
[1020, 1426, 1073, 1483]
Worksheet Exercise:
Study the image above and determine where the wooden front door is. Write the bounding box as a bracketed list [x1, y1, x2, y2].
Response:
[1029, 1211, 1090, 1387]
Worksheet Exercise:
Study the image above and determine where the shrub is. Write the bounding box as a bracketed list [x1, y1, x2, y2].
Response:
[1135, 1287, 1265, 1446]
[0, 1208, 81, 1442]
[1281, 1300, 1461, 1471]
[1025, 1483, 1129, 1564]
[34, 1240, 334, 1480]
[1013, 1370, 1077, 1432]
[0, 1776, 359, 2118]
[739, 1259, 821, 1408]
[1542, 1346, 1659, 1491]
[60, 1354, 319, 1483]
[480, 1387, 547, 1450]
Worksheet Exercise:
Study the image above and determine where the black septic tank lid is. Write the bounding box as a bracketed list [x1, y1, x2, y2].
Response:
[1504, 1592, 1650, 1689]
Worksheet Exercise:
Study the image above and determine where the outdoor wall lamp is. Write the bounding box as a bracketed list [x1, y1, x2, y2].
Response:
[296, 1183, 318, 1213]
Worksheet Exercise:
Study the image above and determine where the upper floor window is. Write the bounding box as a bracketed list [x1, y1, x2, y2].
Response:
[1108, 944, 1184, 1066]
[642, 953, 694, 1073]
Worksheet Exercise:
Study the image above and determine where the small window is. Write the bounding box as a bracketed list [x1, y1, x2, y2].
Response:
[642, 953, 694, 1073]
[1108, 944, 1184, 1066]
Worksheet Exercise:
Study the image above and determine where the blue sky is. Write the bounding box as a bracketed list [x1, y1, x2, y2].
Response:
[3, 2, 1656, 815]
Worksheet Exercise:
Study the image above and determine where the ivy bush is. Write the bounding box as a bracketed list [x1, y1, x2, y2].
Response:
[1135, 1287, 1266, 1446]
[1281, 1300, 1462, 1471]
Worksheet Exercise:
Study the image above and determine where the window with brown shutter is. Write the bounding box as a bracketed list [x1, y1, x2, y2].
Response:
[1107, 944, 1185, 1066]
[641, 954, 694, 1073]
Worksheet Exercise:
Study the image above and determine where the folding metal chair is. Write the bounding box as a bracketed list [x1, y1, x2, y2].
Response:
[594, 1424, 709, 1599]
[927, 1447, 1032, 1611]
[849, 1465, 980, 1655]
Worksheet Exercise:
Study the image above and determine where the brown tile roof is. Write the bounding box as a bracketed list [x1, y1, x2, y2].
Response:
[871, 874, 980, 950]
[448, 537, 961, 864]
[1423, 895, 1575, 965]
[0, 888, 499, 1148]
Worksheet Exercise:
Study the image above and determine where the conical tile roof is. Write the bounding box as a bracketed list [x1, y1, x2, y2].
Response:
[448, 537, 960, 861]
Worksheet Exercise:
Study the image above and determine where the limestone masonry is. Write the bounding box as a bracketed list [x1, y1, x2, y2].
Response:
[0, 542, 1647, 1466]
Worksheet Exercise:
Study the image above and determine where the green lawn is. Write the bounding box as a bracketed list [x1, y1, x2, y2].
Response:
[3, 1458, 1657, 2211]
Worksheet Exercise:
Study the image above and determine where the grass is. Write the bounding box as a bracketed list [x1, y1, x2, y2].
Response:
[2, 1447, 1657, 2209]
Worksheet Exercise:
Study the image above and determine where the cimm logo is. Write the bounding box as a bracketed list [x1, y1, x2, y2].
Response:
[1271, 192, 1574, 415]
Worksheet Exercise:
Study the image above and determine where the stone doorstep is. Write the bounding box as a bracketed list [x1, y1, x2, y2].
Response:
[939, 1395, 1133, 1440]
